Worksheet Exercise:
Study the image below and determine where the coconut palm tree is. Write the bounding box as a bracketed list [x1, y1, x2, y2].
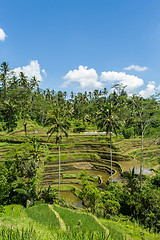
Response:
[3, 99, 16, 131]
[97, 103, 119, 185]
[0, 62, 10, 98]
[131, 96, 157, 190]
[123, 167, 138, 194]
[30, 76, 39, 90]
[47, 107, 70, 198]
[19, 72, 28, 88]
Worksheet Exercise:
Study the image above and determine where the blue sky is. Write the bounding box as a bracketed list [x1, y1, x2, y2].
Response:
[0, 0, 160, 97]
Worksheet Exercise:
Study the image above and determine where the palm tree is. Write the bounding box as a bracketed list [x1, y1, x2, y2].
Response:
[47, 108, 70, 198]
[30, 76, 39, 90]
[97, 103, 119, 185]
[131, 96, 157, 190]
[19, 72, 28, 88]
[0, 62, 10, 98]
[123, 167, 138, 194]
[3, 99, 16, 131]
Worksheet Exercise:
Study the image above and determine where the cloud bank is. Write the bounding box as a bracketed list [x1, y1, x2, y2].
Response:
[139, 81, 156, 98]
[0, 28, 7, 41]
[63, 65, 103, 90]
[124, 65, 148, 72]
[13, 60, 46, 82]
[100, 71, 144, 91]
[63, 66, 145, 92]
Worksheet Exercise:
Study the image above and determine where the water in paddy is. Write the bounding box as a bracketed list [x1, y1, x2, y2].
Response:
[114, 159, 153, 180]
[59, 169, 110, 207]
[60, 191, 84, 208]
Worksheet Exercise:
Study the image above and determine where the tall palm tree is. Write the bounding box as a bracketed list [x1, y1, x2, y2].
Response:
[47, 108, 70, 198]
[131, 96, 157, 191]
[3, 99, 16, 131]
[123, 167, 138, 194]
[19, 72, 28, 88]
[30, 76, 39, 90]
[97, 103, 119, 185]
[0, 62, 10, 98]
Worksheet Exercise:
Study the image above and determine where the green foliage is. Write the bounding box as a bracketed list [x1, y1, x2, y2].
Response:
[53, 205, 105, 233]
[73, 126, 86, 133]
[26, 204, 60, 229]
[40, 186, 57, 204]
[0, 227, 37, 240]
[0, 138, 46, 206]
[100, 218, 160, 240]
[122, 127, 135, 139]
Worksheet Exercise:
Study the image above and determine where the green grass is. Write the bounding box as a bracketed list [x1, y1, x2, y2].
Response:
[100, 218, 160, 240]
[48, 153, 101, 162]
[53, 205, 105, 233]
[25, 204, 60, 230]
[130, 148, 160, 166]
[0, 205, 57, 240]
[62, 172, 100, 182]
[0, 204, 160, 240]
[0, 226, 108, 240]
[0, 204, 107, 240]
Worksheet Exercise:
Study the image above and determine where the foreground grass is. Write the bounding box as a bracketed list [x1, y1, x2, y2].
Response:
[1, 204, 160, 240]
[0, 204, 108, 240]
[0, 205, 57, 240]
[100, 218, 160, 240]
[53, 205, 106, 233]
[25, 204, 60, 230]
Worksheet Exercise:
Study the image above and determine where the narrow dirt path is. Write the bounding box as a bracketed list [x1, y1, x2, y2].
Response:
[48, 204, 66, 231]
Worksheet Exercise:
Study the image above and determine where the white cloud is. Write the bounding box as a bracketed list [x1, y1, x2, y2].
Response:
[139, 81, 156, 98]
[157, 85, 160, 91]
[63, 65, 103, 90]
[42, 69, 47, 77]
[100, 71, 144, 91]
[13, 60, 44, 82]
[124, 65, 148, 72]
[0, 28, 7, 41]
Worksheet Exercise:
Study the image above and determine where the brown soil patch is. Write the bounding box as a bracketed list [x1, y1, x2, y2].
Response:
[74, 162, 92, 169]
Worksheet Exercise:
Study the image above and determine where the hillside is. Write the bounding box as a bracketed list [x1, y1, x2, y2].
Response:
[0, 204, 159, 240]
[0, 125, 159, 203]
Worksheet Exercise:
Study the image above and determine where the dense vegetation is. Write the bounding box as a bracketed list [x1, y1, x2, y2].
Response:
[0, 62, 160, 237]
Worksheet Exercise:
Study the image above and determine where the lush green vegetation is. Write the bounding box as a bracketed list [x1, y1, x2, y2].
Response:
[25, 204, 60, 229]
[0, 62, 160, 238]
[53, 205, 105, 232]
[1, 204, 159, 240]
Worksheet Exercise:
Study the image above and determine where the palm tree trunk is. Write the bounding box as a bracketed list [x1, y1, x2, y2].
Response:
[140, 130, 143, 191]
[110, 131, 113, 185]
[9, 109, 11, 131]
[58, 142, 61, 198]
[24, 122, 27, 141]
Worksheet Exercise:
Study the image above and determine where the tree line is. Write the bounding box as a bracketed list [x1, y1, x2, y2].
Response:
[0, 61, 160, 138]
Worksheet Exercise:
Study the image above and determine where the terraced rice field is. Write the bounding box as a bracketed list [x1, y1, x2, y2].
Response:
[0, 131, 159, 200]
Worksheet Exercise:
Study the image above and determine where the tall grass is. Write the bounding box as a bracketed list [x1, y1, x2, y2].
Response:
[0, 226, 108, 240]
[1, 227, 37, 240]
[53, 205, 105, 233]
[100, 218, 160, 240]
[25, 204, 60, 230]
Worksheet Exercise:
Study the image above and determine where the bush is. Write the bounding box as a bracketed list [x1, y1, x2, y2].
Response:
[122, 127, 134, 139]
[73, 127, 85, 133]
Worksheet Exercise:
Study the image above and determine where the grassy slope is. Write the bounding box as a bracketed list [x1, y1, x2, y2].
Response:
[53, 204, 105, 232]
[0, 204, 159, 240]
[100, 218, 160, 240]
[0, 204, 57, 240]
